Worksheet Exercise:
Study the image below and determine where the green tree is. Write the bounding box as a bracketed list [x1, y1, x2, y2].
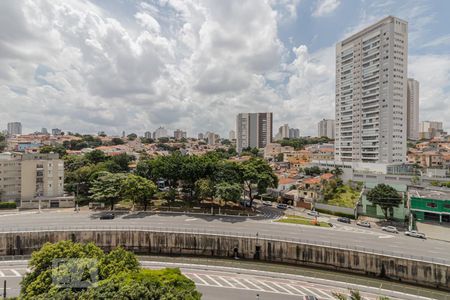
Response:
[366, 184, 402, 219]
[98, 247, 139, 279]
[89, 172, 127, 210]
[20, 240, 104, 299]
[331, 166, 343, 178]
[276, 153, 284, 162]
[241, 158, 278, 206]
[64, 155, 89, 172]
[64, 163, 108, 197]
[122, 174, 157, 211]
[111, 137, 124, 145]
[136, 159, 155, 180]
[303, 166, 322, 176]
[127, 133, 138, 141]
[39, 145, 67, 158]
[215, 182, 242, 204]
[20, 241, 200, 300]
[195, 178, 215, 201]
[85, 149, 107, 164]
[82, 268, 201, 300]
[110, 153, 134, 172]
[332, 289, 389, 300]
[158, 137, 170, 143]
[140, 137, 154, 144]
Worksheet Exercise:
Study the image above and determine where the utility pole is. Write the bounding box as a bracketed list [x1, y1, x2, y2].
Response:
[3, 280, 6, 299]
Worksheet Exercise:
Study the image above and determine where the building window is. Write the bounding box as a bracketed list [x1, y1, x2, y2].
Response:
[426, 202, 437, 208]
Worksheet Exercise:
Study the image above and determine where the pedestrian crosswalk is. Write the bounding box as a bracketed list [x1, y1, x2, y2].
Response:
[185, 272, 353, 299]
[0, 268, 28, 277]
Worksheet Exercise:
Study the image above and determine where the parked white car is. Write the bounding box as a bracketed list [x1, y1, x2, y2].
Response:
[381, 226, 399, 234]
[307, 210, 319, 217]
[404, 230, 426, 239]
[262, 201, 272, 206]
[356, 220, 371, 228]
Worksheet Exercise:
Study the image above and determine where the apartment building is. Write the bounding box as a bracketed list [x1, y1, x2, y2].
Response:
[0, 152, 72, 208]
[236, 112, 273, 152]
[173, 129, 187, 140]
[335, 16, 408, 164]
[407, 78, 419, 140]
[289, 128, 300, 139]
[7, 122, 22, 136]
[52, 128, 62, 136]
[318, 119, 335, 139]
[153, 127, 168, 140]
[419, 121, 445, 140]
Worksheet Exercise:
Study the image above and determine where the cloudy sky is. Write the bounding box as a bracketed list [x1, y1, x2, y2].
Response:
[1, 0, 450, 137]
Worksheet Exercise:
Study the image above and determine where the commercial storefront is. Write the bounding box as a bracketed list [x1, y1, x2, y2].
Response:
[409, 189, 450, 224]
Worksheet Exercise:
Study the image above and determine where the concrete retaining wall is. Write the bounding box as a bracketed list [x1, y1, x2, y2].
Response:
[0, 230, 448, 290]
[314, 203, 355, 215]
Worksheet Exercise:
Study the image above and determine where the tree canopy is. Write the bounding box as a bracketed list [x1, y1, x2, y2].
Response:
[241, 157, 278, 205]
[366, 184, 402, 219]
[279, 137, 331, 150]
[122, 174, 157, 210]
[20, 241, 200, 300]
[89, 172, 127, 210]
[39, 145, 67, 158]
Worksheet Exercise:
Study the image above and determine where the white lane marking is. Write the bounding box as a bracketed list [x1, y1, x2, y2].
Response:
[241, 278, 264, 291]
[0, 270, 4, 277]
[185, 218, 198, 222]
[378, 235, 394, 239]
[204, 275, 223, 287]
[311, 287, 334, 299]
[301, 286, 323, 298]
[0, 211, 38, 218]
[271, 282, 295, 295]
[10, 269, 21, 277]
[216, 276, 235, 288]
[285, 284, 306, 295]
[253, 280, 280, 293]
[228, 277, 250, 289]
[191, 274, 208, 285]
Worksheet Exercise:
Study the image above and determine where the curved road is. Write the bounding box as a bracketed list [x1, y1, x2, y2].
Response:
[0, 209, 448, 264]
[0, 259, 435, 300]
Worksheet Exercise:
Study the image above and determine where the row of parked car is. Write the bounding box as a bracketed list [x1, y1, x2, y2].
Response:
[335, 217, 426, 239]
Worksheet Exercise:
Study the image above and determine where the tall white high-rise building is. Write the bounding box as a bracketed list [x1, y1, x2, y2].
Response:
[289, 128, 300, 139]
[279, 124, 289, 139]
[236, 113, 272, 153]
[407, 78, 419, 140]
[318, 119, 335, 139]
[335, 16, 408, 163]
[7, 122, 22, 136]
[153, 127, 168, 140]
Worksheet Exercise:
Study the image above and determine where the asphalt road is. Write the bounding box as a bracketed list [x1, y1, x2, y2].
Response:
[0, 209, 449, 264]
[0, 260, 435, 300]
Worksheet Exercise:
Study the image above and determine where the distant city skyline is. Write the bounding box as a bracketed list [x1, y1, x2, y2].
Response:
[1, 1, 450, 137]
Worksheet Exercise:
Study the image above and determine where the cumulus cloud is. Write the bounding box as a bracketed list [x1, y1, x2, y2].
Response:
[1, 0, 448, 137]
[312, 0, 340, 17]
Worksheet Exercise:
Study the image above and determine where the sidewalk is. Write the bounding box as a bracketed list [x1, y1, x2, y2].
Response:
[416, 222, 450, 242]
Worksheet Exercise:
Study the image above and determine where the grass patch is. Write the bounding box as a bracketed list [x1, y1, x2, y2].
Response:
[326, 185, 359, 208]
[276, 216, 331, 227]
